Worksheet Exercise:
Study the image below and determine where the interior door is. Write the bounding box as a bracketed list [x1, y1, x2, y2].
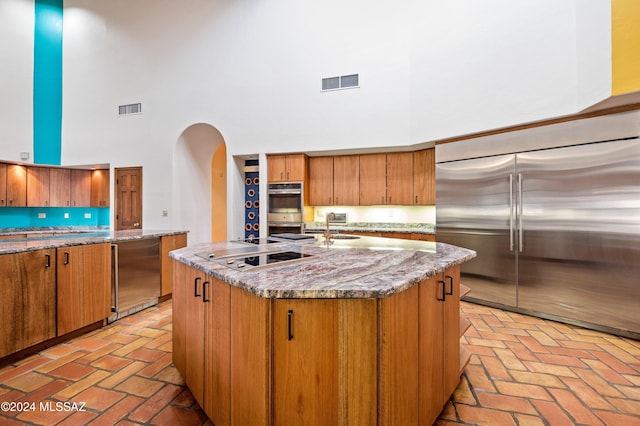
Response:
[115, 167, 142, 230]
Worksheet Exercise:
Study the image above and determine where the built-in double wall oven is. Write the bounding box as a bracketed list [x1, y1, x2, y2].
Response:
[267, 182, 304, 235]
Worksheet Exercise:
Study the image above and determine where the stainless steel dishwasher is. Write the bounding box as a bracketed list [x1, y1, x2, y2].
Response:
[109, 238, 161, 323]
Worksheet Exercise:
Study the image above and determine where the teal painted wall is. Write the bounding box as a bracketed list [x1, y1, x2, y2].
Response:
[0, 208, 110, 229]
[33, 0, 63, 165]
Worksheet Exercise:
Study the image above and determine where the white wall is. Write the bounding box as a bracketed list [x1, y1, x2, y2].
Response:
[0, 0, 34, 162]
[0, 0, 614, 238]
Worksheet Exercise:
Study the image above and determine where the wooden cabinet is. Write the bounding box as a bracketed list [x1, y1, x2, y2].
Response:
[160, 233, 188, 296]
[50, 168, 71, 207]
[5, 165, 27, 207]
[91, 169, 110, 207]
[57, 243, 111, 335]
[413, 148, 435, 205]
[308, 156, 334, 205]
[268, 154, 307, 182]
[70, 169, 91, 207]
[359, 153, 387, 205]
[333, 155, 359, 205]
[0, 164, 6, 207]
[172, 260, 231, 425]
[386, 152, 414, 205]
[27, 166, 50, 207]
[0, 249, 56, 358]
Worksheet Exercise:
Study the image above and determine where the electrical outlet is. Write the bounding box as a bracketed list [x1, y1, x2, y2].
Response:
[38, 212, 46, 219]
[84, 213, 91, 219]
[64, 213, 69, 219]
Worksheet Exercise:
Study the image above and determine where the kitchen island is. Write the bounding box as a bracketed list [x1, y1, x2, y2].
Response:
[170, 235, 475, 426]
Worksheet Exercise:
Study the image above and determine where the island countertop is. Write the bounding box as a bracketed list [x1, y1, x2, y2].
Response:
[170, 235, 475, 299]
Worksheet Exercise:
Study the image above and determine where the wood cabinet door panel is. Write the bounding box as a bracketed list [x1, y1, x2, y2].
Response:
[309, 156, 333, 205]
[359, 154, 386, 205]
[50, 168, 71, 207]
[172, 260, 189, 378]
[274, 299, 339, 425]
[333, 155, 359, 205]
[386, 152, 413, 205]
[413, 148, 435, 205]
[0, 164, 7, 206]
[91, 169, 110, 207]
[70, 169, 91, 207]
[160, 233, 187, 296]
[0, 250, 55, 357]
[443, 266, 461, 397]
[27, 167, 50, 207]
[6, 165, 27, 207]
[285, 154, 306, 181]
[268, 155, 287, 182]
[186, 271, 205, 405]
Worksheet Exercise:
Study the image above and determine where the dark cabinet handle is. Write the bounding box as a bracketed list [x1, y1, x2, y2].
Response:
[203, 281, 210, 303]
[287, 309, 294, 341]
[194, 277, 202, 297]
[45, 253, 50, 268]
[437, 280, 446, 301]
[445, 275, 454, 296]
[64, 251, 70, 265]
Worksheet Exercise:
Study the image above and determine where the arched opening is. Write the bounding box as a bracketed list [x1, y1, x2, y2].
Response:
[174, 123, 227, 245]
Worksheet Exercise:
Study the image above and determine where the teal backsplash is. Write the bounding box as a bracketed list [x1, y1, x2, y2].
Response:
[0, 207, 110, 228]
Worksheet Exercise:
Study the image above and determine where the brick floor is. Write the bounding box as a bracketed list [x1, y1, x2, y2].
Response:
[0, 301, 638, 425]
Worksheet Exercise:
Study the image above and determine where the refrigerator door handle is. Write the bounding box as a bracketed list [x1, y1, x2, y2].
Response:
[509, 174, 515, 251]
[518, 173, 523, 252]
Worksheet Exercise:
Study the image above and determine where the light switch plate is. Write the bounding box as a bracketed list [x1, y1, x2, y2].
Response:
[64, 213, 69, 219]
[84, 213, 91, 219]
[38, 212, 46, 219]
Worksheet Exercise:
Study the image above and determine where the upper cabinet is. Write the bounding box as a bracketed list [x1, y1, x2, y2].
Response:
[6, 165, 27, 207]
[268, 154, 307, 182]
[308, 157, 334, 206]
[333, 155, 359, 206]
[70, 169, 91, 207]
[91, 169, 110, 207]
[50, 168, 71, 207]
[386, 152, 414, 205]
[27, 166, 51, 207]
[0, 164, 6, 207]
[359, 154, 387, 205]
[413, 148, 435, 205]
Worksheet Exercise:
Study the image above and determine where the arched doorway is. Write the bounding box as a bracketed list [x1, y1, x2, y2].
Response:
[174, 123, 227, 245]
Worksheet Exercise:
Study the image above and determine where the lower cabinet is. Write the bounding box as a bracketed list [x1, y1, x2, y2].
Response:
[57, 243, 111, 335]
[0, 249, 56, 358]
[174, 261, 464, 425]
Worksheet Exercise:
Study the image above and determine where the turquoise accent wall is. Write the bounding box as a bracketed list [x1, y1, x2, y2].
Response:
[33, 0, 63, 165]
[0, 208, 110, 229]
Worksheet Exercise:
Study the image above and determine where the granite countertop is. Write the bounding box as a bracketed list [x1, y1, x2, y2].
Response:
[304, 222, 435, 234]
[0, 229, 188, 255]
[170, 235, 475, 299]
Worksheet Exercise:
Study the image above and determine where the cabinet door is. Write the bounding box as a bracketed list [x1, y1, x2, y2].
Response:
[359, 154, 386, 205]
[203, 277, 231, 425]
[333, 155, 359, 205]
[160, 233, 188, 296]
[386, 152, 413, 205]
[50, 168, 71, 207]
[442, 266, 461, 397]
[284, 154, 306, 181]
[0, 249, 56, 358]
[308, 156, 334, 205]
[91, 169, 110, 207]
[0, 164, 7, 206]
[273, 299, 339, 425]
[57, 243, 111, 335]
[172, 260, 190, 378]
[27, 166, 50, 207]
[70, 169, 91, 207]
[267, 155, 287, 182]
[413, 148, 435, 205]
[6, 164, 27, 207]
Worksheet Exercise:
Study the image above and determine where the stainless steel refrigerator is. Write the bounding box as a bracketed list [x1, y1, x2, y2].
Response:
[436, 138, 640, 338]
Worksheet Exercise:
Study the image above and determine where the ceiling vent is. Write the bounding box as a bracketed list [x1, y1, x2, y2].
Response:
[322, 74, 359, 92]
[118, 103, 142, 116]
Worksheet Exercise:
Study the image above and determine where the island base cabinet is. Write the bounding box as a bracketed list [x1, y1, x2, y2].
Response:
[0, 250, 56, 358]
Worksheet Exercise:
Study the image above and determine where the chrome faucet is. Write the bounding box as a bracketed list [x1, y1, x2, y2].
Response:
[323, 212, 336, 246]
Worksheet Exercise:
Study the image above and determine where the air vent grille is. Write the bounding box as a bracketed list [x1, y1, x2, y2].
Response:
[322, 74, 359, 91]
[118, 103, 142, 116]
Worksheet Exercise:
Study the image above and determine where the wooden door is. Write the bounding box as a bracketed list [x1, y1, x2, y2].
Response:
[115, 167, 142, 230]
[359, 154, 386, 205]
[91, 169, 110, 207]
[27, 166, 50, 207]
[0, 164, 6, 207]
[268, 155, 287, 182]
[386, 152, 413, 205]
[413, 148, 435, 205]
[70, 169, 91, 207]
[50, 168, 71, 207]
[273, 299, 339, 425]
[6, 164, 27, 207]
[308, 156, 334, 205]
[57, 243, 111, 335]
[203, 277, 231, 425]
[0, 249, 56, 358]
[333, 155, 359, 205]
[284, 154, 306, 181]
